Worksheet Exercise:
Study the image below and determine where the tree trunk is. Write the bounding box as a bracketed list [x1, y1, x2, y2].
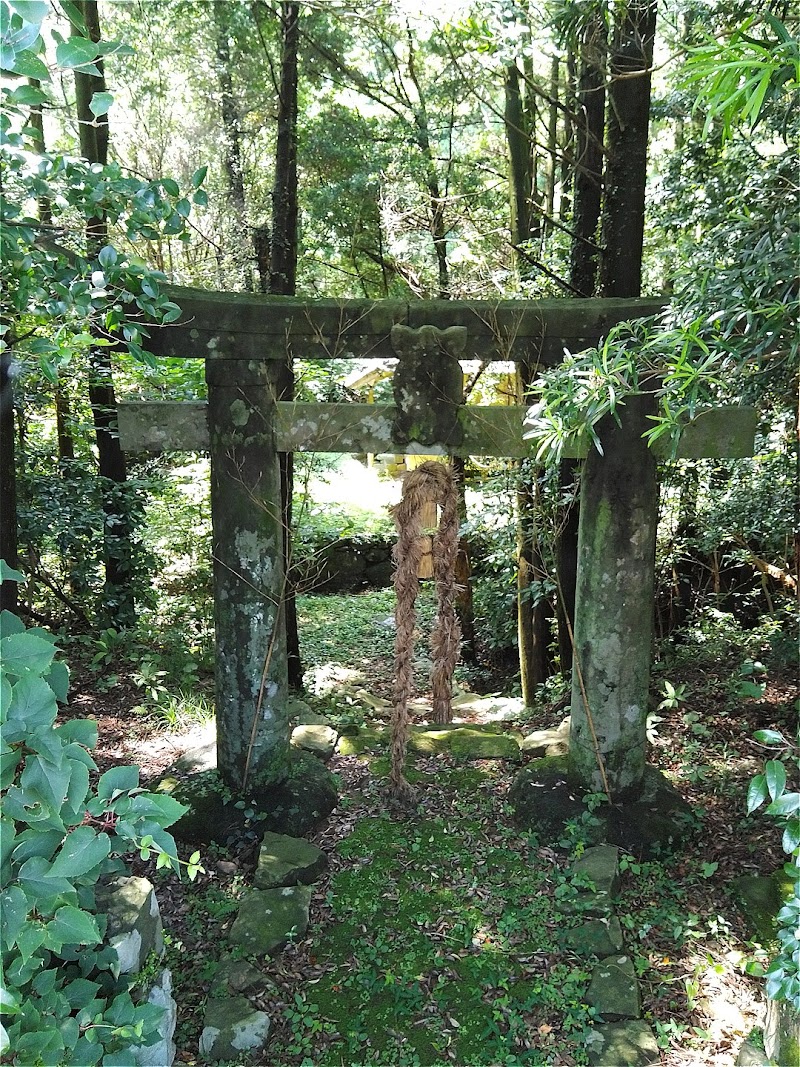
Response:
[73, 0, 135, 628]
[0, 347, 18, 613]
[212, 0, 251, 290]
[569, 11, 607, 298]
[504, 61, 534, 281]
[516, 464, 548, 705]
[559, 10, 608, 676]
[599, 1, 657, 298]
[451, 455, 476, 664]
[545, 57, 559, 232]
[268, 2, 303, 690]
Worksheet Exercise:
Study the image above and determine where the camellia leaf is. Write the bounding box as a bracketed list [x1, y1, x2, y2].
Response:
[765, 760, 787, 801]
[746, 774, 767, 814]
[766, 793, 800, 818]
[9, 1, 50, 24]
[754, 729, 787, 746]
[48, 827, 110, 880]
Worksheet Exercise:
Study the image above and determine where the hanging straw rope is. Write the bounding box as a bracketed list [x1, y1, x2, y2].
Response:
[389, 461, 461, 803]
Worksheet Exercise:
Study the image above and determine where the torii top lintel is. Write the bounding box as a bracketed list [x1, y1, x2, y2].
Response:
[144, 287, 668, 364]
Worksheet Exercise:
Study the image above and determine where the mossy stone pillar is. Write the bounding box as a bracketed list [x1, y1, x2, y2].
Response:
[569, 393, 658, 800]
[206, 358, 289, 791]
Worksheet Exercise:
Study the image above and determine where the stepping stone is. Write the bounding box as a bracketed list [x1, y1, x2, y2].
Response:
[585, 1020, 659, 1066]
[563, 914, 624, 957]
[228, 886, 313, 956]
[254, 831, 328, 890]
[291, 724, 338, 760]
[209, 958, 268, 997]
[199, 996, 271, 1062]
[586, 956, 640, 1020]
[571, 844, 620, 896]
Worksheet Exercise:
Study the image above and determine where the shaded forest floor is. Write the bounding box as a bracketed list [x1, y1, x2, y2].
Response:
[68, 591, 798, 1066]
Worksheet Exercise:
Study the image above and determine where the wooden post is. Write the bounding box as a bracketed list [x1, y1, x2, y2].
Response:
[568, 393, 658, 799]
[206, 358, 289, 791]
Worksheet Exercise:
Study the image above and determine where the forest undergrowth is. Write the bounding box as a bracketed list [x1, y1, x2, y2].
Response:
[64, 592, 797, 1067]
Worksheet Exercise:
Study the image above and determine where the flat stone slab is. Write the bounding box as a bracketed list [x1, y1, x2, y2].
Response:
[210, 958, 268, 998]
[291, 724, 338, 760]
[228, 885, 313, 956]
[586, 1020, 659, 1066]
[563, 915, 624, 957]
[571, 844, 620, 896]
[254, 831, 328, 890]
[520, 716, 571, 756]
[586, 956, 640, 1020]
[337, 723, 521, 761]
[199, 996, 271, 1062]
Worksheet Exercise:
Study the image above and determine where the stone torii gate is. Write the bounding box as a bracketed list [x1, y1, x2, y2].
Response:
[119, 287, 756, 815]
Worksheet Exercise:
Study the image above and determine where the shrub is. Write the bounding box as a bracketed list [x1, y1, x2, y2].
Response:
[0, 566, 199, 1066]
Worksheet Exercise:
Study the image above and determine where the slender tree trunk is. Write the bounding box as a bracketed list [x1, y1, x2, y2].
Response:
[451, 455, 475, 664]
[504, 61, 534, 281]
[545, 57, 559, 232]
[268, 2, 303, 690]
[569, 11, 606, 298]
[0, 346, 18, 613]
[599, 1, 657, 298]
[73, 0, 135, 627]
[212, 0, 251, 290]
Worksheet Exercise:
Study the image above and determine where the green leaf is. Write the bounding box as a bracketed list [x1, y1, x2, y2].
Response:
[56, 719, 98, 748]
[97, 245, 118, 269]
[46, 659, 70, 703]
[89, 90, 114, 117]
[0, 886, 29, 949]
[62, 977, 100, 1009]
[0, 632, 56, 676]
[16, 920, 47, 962]
[18, 855, 75, 905]
[96, 765, 139, 799]
[128, 791, 187, 827]
[191, 165, 208, 187]
[9, 1, 50, 24]
[55, 36, 99, 70]
[754, 729, 787, 746]
[783, 821, 800, 855]
[766, 760, 787, 802]
[49, 827, 111, 880]
[767, 793, 800, 818]
[160, 177, 180, 197]
[8, 49, 48, 79]
[7, 675, 57, 729]
[49, 905, 101, 947]
[20, 753, 72, 813]
[0, 611, 25, 637]
[747, 774, 768, 814]
[5, 83, 49, 106]
[0, 561, 25, 584]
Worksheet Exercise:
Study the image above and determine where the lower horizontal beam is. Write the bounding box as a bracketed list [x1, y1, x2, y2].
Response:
[117, 401, 757, 461]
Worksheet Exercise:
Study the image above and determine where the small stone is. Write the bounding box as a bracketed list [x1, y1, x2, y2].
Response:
[736, 1038, 771, 1066]
[210, 957, 267, 997]
[95, 876, 163, 975]
[228, 885, 313, 956]
[291, 724, 338, 760]
[130, 969, 177, 1067]
[254, 831, 328, 890]
[520, 717, 571, 756]
[563, 915, 624, 957]
[586, 1020, 659, 1066]
[199, 997, 270, 1062]
[571, 844, 620, 896]
[216, 860, 237, 875]
[586, 956, 641, 1021]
